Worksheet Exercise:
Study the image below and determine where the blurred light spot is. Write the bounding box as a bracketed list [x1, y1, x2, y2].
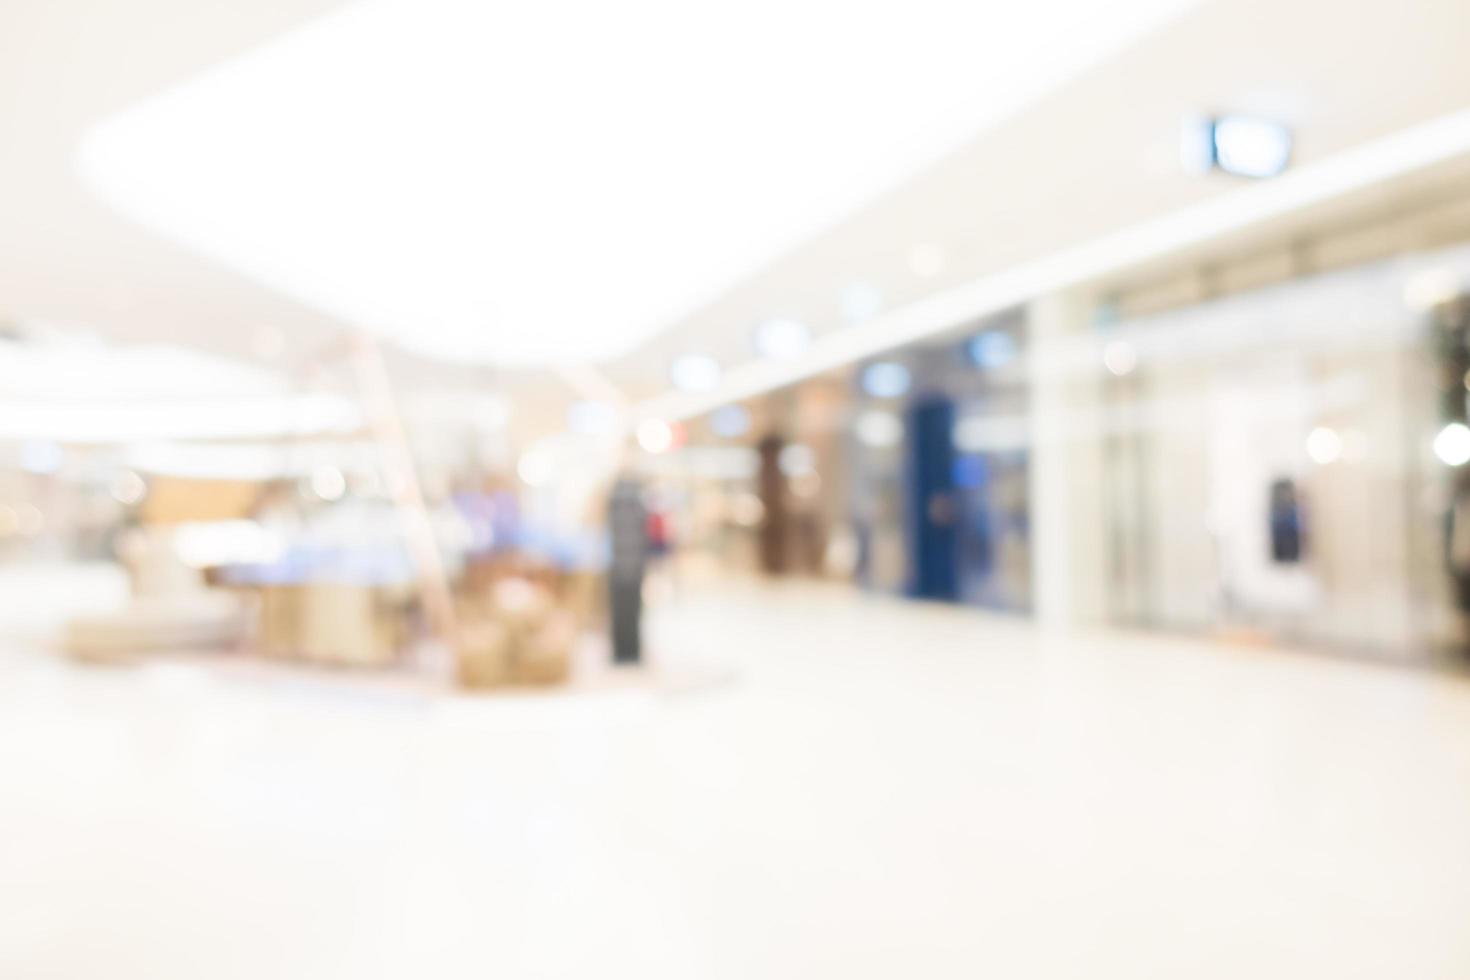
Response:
[968, 330, 1017, 369]
[670, 354, 721, 393]
[855, 410, 903, 448]
[309, 466, 347, 501]
[517, 444, 557, 486]
[752, 318, 811, 360]
[778, 443, 815, 476]
[1306, 426, 1343, 465]
[909, 243, 948, 279]
[1434, 422, 1470, 466]
[110, 470, 147, 505]
[861, 362, 911, 399]
[839, 282, 884, 324]
[174, 520, 281, 567]
[0, 505, 17, 536]
[1212, 115, 1292, 178]
[1102, 339, 1138, 376]
[636, 419, 674, 455]
[566, 400, 620, 436]
[19, 440, 62, 474]
[710, 405, 750, 439]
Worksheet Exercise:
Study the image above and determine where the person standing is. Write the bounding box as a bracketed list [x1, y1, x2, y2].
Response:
[606, 475, 648, 665]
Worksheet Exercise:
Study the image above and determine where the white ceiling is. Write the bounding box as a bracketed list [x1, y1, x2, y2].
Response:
[75, 0, 1200, 367]
[2, 0, 1470, 443]
[603, 0, 1470, 394]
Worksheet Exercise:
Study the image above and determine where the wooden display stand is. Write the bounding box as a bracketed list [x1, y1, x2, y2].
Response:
[258, 582, 412, 667]
[454, 578, 579, 689]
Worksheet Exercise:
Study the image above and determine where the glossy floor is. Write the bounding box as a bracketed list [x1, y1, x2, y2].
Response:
[4, 579, 1470, 978]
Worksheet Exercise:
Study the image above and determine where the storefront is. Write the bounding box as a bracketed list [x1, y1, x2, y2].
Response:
[1093, 243, 1470, 658]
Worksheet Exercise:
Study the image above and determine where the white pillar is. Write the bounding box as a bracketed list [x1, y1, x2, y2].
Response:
[1027, 292, 1107, 630]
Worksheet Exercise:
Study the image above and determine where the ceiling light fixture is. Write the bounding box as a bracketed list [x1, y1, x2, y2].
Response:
[1212, 115, 1293, 179]
[839, 283, 884, 325]
[861, 362, 912, 399]
[636, 419, 675, 455]
[566, 400, 622, 436]
[669, 354, 722, 393]
[1182, 113, 1293, 179]
[309, 466, 348, 501]
[1102, 339, 1138, 376]
[1435, 422, 1470, 467]
[752, 319, 812, 360]
[1305, 426, 1343, 465]
[709, 404, 751, 439]
[968, 330, 1017, 369]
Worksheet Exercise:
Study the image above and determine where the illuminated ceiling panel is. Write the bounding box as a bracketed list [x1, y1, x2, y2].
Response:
[78, 0, 1196, 366]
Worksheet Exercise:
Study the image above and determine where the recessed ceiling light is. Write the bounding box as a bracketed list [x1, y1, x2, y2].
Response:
[110, 470, 147, 506]
[19, 440, 63, 474]
[1102, 339, 1138, 376]
[636, 419, 675, 455]
[861, 362, 912, 399]
[309, 466, 347, 501]
[710, 404, 751, 439]
[517, 443, 558, 486]
[1305, 426, 1343, 465]
[1212, 115, 1292, 179]
[752, 318, 811, 360]
[968, 331, 1017, 369]
[566, 400, 621, 436]
[1435, 422, 1470, 466]
[839, 282, 884, 324]
[669, 354, 722, 393]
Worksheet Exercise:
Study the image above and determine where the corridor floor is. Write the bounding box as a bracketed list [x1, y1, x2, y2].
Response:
[3, 580, 1470, 978]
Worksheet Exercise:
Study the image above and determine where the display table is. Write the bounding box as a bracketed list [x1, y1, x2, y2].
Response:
[217, 552, 417, 668]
